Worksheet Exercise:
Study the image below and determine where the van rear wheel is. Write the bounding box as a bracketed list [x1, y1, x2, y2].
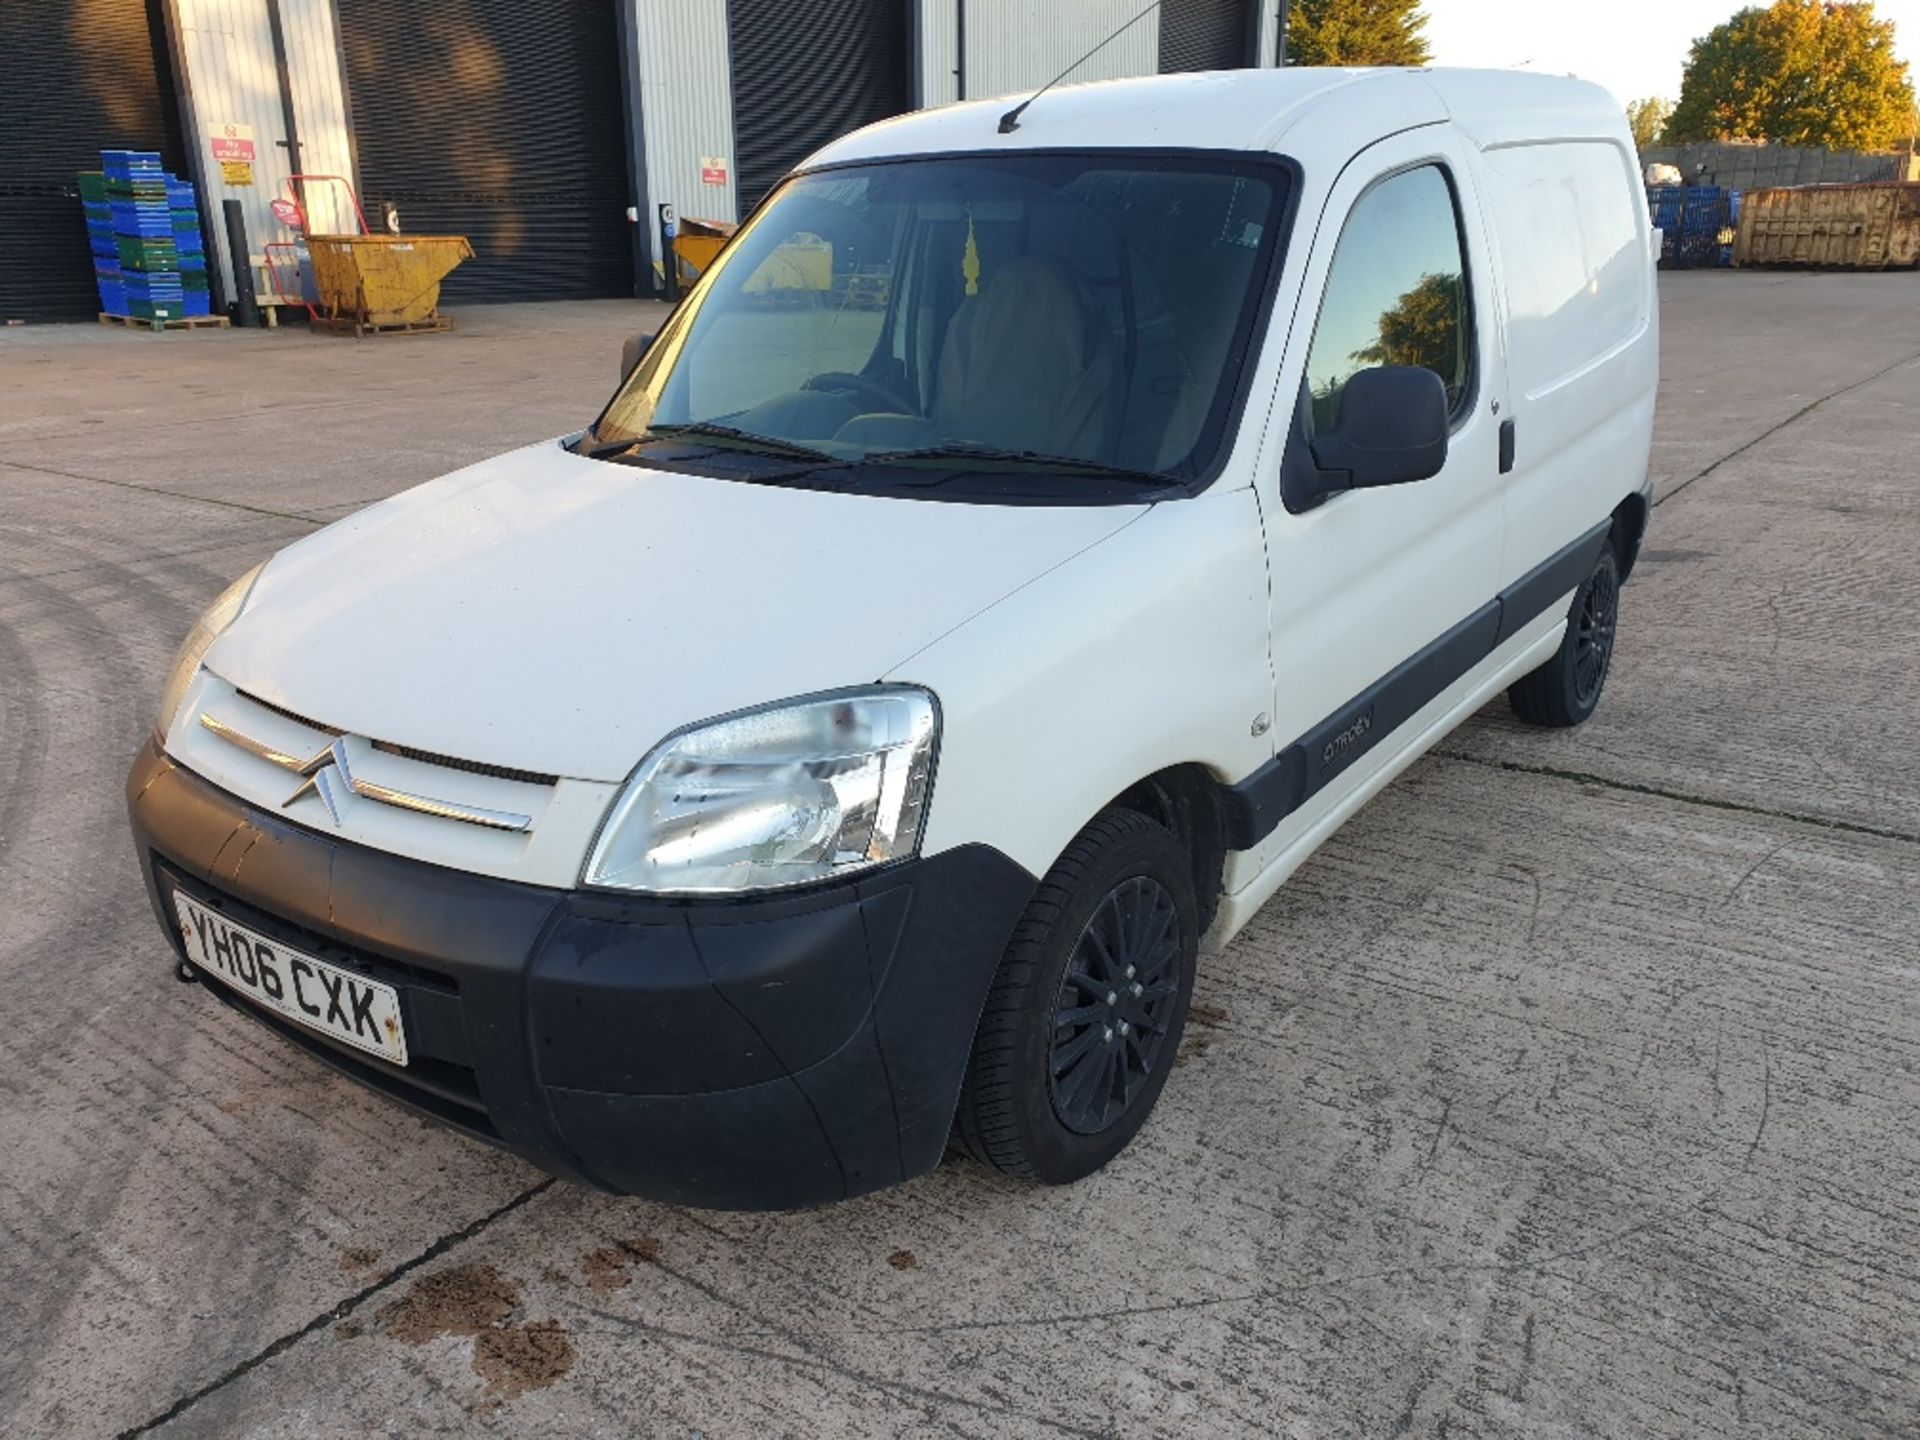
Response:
[954, 808, 1197, 1184]
[1508, 543, 1620, 727]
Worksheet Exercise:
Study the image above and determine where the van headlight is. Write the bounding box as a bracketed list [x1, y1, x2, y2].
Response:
[584, 689, 939, 895]
[155, 562, 266, 742]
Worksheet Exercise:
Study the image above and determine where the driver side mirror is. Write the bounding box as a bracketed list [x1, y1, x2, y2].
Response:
[1284, 366, 1450, 512]
[620, 331, 656, 382]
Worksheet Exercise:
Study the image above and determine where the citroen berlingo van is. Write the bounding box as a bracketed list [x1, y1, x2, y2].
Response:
[129, 68, 1656, 1209]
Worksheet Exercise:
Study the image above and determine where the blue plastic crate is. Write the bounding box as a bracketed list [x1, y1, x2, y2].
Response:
[101, 149, 163, 177]
[110, 202, 172, 237]
[97, 279, 127, 314]
[182, 291, 211, 318]
[124, 275, 185, 301]
[1647, 185, 1742, 269]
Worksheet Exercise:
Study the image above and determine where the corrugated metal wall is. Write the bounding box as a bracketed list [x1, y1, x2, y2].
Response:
[171, 0, 354, 307]
[915, 0, 1271, 114]
[0, 0, 187, 322]
[632, 0, 737, 275]
[916, 0, 960, 106]
[1158, 0, 1253, 72]
[334, 0, 633, 301]
[278, 0, 355, 232]
[727, 0, 909, 210]
[960, 0, 1159, 103]
[132, 0, 1274, 313]
[1254, 0, 1282, 65]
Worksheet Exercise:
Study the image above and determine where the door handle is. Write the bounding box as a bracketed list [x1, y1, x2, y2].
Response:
[1498, 418, 1517, 475]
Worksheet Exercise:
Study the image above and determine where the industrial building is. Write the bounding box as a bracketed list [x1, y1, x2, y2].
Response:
[1, 0, 1288, 323]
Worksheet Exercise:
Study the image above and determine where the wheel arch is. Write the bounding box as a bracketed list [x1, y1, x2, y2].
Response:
[1106, 763, 1227, 935]
[1611, 490, 1649, 583]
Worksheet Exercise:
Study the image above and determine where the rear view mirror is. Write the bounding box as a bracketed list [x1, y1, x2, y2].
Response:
[620, 331, 655, 382]
[1286, 366, 1450, 511]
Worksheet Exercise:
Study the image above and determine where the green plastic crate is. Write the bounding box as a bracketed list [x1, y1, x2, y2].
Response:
[122, 296, 181, 321]
[76, 171, 108, 204]
[116, 236, 179, 270]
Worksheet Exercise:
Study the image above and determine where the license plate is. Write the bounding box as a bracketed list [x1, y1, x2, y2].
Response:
[173, 892, 409, 1066]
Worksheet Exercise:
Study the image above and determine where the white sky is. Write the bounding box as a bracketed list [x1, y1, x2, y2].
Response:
[1424, 0, 1920, 106]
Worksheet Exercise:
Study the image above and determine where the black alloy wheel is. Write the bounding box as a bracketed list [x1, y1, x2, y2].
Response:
[1508, 542, 1623, 728]
[1048, 876, 1184, 1135]
[1571, 556, 1619, 710]
[954, 807, 1199, 1184]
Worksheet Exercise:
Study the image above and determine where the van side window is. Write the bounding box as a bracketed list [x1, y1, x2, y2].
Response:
[1304, 165, 1472, 435]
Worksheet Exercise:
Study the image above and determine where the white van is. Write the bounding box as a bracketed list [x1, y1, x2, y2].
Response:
[129, 69, 1656, 1209]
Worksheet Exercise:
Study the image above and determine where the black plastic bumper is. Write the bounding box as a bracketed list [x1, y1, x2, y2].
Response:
[126, 739, 1035, 1209]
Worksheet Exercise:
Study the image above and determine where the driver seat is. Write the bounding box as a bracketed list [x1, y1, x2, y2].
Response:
[838, 255, 1121, 459]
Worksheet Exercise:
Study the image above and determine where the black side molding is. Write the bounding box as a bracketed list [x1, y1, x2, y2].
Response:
[1221, 519, 1611, 851]
[1495, 519, 1610, 646]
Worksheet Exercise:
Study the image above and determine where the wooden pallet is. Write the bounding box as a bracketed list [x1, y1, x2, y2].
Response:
[309, 313, 456, 337]
[98, 311, 231, 332]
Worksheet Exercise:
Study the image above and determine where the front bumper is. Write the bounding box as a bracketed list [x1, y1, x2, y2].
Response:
[126, 739, 1034, 1209]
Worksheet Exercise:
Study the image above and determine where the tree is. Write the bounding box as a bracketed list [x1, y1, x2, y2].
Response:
[1312, 270, 1463, 432]
[1354, 272, 1464, 382]
[1626, 96, 1676, 148]
[1286, 0, 1432, 67]
[1665, 1, 1916, 151]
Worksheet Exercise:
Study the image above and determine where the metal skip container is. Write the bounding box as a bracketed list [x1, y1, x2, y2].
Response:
[306, 233, 475, 334]
[1735, 182, 1920, 269]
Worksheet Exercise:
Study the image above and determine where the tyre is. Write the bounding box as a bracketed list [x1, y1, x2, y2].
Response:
[1508, 542, 1621, 727]
[954, 807, 1198, 1183]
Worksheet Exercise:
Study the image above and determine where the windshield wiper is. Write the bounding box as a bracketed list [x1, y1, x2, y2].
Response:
[639, 422, 841, 463]
[574, 423, 841, 465]
[861, 442, 1173, 488]
[572, 433, 643, 459]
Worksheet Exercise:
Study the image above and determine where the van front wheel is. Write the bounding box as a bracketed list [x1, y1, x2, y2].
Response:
[954, 808, 1198, 1184]
[1508, 544, 1620, 728]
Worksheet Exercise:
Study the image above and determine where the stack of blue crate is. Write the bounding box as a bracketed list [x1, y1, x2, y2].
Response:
[76, 170, 123, 316]
[166, 174, 211, 317]
[100, 150, 185, 321]
[1647, 186, 1744, 269]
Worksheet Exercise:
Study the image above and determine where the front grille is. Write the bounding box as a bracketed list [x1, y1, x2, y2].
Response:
[369, 738, 558, 788]
[234, 688, 560, 788]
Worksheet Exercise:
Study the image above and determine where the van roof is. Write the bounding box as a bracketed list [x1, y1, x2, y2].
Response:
[803, 68, 1627, 173]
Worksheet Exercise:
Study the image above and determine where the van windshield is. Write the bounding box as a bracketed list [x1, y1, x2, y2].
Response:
[589, 152, 1290, 499]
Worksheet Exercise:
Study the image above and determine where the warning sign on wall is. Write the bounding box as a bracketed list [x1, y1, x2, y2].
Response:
[700, 156, 729, 186]
[211, 123, 256, 185]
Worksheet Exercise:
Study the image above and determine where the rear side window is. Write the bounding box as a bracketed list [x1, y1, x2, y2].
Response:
[1304, 164, 1471, 435]
[1480, 141, 1646, 399]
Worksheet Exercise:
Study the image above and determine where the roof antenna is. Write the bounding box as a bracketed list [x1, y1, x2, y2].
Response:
[999, 0, 1162, 134]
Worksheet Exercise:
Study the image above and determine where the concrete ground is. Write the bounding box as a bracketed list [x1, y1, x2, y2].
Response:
[1, 275, 1916, 1439]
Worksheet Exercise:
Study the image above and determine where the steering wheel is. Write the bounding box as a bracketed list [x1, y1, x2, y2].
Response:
[801, 371, 909, 413]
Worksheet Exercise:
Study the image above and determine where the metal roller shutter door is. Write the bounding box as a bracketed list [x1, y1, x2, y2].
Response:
[727, 0, 909, 212]
[0, 0, 186, 323]
[335, 0, 633, 302]
[1158, 0, 1255, 73]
